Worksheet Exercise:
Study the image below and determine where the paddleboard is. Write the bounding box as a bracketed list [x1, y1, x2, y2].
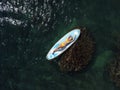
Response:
[46, 28, 81, 60]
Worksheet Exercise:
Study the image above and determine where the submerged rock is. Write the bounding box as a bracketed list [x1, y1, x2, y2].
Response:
[108, 54, 120, 87]
[108, 32, 120, 87]
[58, 27, 95, 72]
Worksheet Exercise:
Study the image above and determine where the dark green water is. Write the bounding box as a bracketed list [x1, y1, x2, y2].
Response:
[0, 0, 120, 90]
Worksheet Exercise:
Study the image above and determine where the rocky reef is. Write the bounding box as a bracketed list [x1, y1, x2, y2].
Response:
[58, 27, 95, 72]
[108, 54, 120, 87]
[108, 31, 120, 87]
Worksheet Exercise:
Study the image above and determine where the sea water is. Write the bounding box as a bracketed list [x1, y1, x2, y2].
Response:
[0, 0, 120, 90]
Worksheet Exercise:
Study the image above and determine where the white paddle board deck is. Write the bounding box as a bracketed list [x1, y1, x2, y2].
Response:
[46, 28, 81, 60]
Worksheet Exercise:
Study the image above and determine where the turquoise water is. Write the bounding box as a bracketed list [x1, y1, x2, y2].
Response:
[0, 0, 120, 90]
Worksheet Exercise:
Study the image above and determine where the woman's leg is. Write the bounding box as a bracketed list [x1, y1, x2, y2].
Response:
[53, 46, 61, 54]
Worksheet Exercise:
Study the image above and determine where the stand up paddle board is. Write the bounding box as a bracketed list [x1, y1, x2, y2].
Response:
[46, 28, 81, 60]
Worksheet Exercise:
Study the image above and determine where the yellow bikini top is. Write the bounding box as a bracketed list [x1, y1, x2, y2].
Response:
[60, 39, 70, 47]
